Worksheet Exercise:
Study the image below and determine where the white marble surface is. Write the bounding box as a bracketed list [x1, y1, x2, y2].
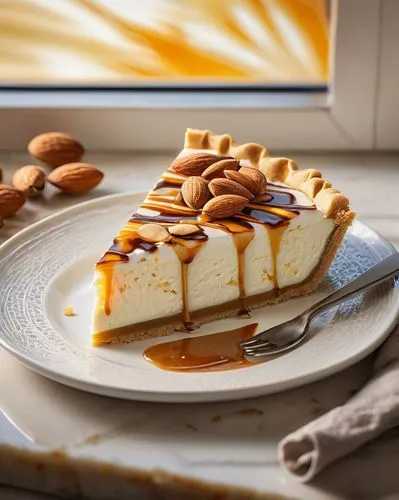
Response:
[1, 151, 399, 499]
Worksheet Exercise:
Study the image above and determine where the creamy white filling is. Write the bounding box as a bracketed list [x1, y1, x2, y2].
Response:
[93, 210, 334, 332]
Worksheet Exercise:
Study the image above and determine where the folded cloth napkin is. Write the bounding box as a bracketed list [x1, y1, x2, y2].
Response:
[278, 324, 399, 482]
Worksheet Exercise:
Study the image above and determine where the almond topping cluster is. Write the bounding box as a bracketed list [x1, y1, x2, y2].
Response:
[170, 153, 268, 219]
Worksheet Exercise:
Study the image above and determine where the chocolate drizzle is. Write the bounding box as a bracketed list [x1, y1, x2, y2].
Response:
[96, 168, 317, 323]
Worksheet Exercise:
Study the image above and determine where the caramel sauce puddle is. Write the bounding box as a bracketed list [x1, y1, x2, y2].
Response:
[144, 323, 259, 372]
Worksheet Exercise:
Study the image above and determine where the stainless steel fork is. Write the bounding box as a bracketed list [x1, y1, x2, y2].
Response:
[241, 252, 399, 358]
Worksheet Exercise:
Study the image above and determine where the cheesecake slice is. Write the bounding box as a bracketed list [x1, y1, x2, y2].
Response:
[92, 129, 355, 346]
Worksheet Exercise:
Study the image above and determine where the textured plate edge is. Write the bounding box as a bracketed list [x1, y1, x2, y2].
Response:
[0, 194, 398, 403]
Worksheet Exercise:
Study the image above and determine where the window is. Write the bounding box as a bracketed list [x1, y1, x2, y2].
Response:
[1, 0, 330, 88]
[0, 0, 395, 151]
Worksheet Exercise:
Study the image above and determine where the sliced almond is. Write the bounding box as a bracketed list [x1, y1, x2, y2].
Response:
[170, 153, 227, 176]
[169, 224, 201, 236]
[12, 165, 46, 197]
[0, 184, 26, 218]
[202, 194, 248, 219]
[208, 178, 254, 200]
[201, 159, 240, 181]
[254, 193, 273, 203]
[181, 176, 210, 209]
[137, 223, 172, 243]
[239, 166, 268, 195]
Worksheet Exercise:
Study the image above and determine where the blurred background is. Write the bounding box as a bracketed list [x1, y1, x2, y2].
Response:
[0, 0, 396, 151]
[0, 0, 329, 87]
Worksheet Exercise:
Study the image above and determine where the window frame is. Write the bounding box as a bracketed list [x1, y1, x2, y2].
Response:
[0, 0, 388, 151]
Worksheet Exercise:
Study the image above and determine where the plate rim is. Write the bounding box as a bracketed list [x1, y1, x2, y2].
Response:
[1, 192, 398, 403]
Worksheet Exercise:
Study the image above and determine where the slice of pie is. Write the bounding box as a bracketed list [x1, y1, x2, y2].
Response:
[92, 129, 355, 346]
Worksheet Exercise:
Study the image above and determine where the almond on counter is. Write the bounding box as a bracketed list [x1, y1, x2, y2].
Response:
[0, 185, 26, 218]
[48, 163, 103, 195]
[12, 165, 46, 197]
[28, 132, 85, 168]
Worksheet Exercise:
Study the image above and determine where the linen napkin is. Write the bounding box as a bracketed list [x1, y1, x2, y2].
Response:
[278, 324, 399, 482]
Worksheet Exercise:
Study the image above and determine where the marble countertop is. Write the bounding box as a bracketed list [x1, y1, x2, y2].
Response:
[1, 151, 399, 500]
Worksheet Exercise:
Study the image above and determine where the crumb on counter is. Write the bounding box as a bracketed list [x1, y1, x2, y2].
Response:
[236, 408, 264, 416]
[64, 307, 77, 317]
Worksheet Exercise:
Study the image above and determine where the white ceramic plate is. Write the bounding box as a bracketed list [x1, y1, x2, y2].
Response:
[0, 193, 398, 403]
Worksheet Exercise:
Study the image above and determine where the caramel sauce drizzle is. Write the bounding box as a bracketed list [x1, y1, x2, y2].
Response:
[267, 225, 288, 288]
[144, 323, 259, 372]
[171, 235, 208, 331]
[96, 169, 316, 322]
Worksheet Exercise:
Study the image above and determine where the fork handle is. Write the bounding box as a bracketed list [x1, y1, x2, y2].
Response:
[306, 252, 399, 321]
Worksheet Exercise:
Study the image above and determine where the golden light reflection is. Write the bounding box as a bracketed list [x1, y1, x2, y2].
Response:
[0, 0, 329, 84]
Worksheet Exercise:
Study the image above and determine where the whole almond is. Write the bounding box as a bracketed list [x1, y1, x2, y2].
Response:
[28, 132, 84, 168]
[137, 223, 171, 243]
[202, 194, 248, 219]
[170, 153, 228, 176]
[0, 165, 2, 183]
[202, 159, 240, 181]
[48, 163, 103, 195]
[239, 166, 268, 195]
[0, 215, 3, 229]
[181, 176, 210, 209]
[12, 165, 46, 197]
[208, 178, 254, 200]
[0, 184, 26, 218]
[169, 224, 200, 236]
[224, 170, 258, 195]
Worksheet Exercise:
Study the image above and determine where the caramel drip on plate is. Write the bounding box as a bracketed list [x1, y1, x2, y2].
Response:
[144, 323, 259, 372]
